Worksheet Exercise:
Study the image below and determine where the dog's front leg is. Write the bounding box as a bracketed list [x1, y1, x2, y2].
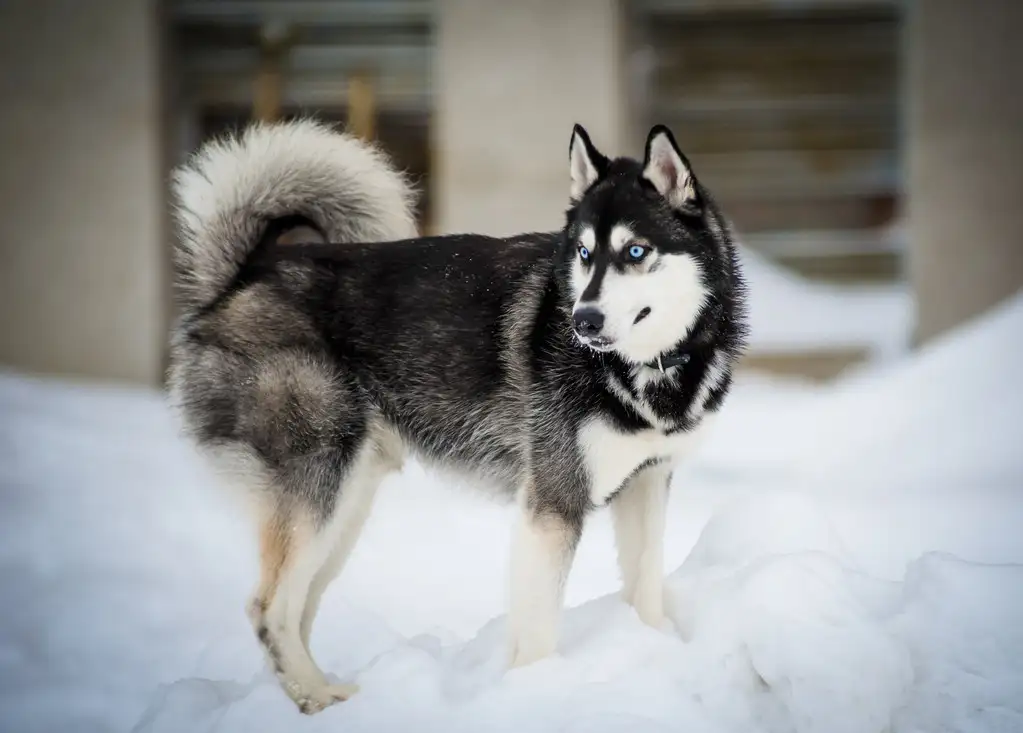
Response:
[506, 479, 584, 669]
[610, 464, 671, 628]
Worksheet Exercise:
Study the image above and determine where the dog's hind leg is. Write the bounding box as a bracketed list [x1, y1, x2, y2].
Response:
[506, 479, 585, 669]
[299, 421, 404, 650]
[248, 493, 358, 714]
[247, 429, 399, 715]
[610, 464, 671, 628]
[297, 492, 375, 652]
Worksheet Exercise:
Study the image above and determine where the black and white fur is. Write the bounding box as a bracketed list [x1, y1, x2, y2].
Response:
[167, 118, 747, 714]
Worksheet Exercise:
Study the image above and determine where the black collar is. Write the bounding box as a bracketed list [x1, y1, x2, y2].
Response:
[644, 348, 691, 373]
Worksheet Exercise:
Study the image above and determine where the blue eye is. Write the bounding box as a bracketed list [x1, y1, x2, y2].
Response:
[578, 245, 591, 261]
[628, 244, 648, 260]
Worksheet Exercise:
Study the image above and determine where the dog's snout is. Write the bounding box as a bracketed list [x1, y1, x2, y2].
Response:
[573, 307, 605, 336]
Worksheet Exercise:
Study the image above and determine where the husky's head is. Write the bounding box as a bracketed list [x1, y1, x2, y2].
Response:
[563, 124, 716, 365]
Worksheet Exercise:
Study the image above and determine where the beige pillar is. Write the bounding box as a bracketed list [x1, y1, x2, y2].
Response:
[0, 0, 168, 386]
[906, 0, 1023, 344]
[432, 0, 630, 236]
[347, 72, 377, 142]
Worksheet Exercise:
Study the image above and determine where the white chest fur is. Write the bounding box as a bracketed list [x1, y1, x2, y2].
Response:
[577, 416, 711, 505]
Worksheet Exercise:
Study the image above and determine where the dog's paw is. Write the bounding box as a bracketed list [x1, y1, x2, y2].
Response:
[629, 586, 672, 632]
[636, 608, 666, 630]
[507, 651, 537, 670]
[507, 640, 557, 671]
[286, 680, 359, 715]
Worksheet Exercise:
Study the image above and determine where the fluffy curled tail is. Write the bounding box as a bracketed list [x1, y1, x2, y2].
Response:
[170, 118, 418, 312]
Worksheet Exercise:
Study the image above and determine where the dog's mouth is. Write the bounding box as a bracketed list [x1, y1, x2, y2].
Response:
[576, 334, 615, 352]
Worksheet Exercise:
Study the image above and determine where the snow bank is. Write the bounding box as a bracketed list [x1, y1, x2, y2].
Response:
[799, 289, 1023, 490]
[696, 290, 1023, 576]
[738, 246, 912, 358]
[124, 493, 1022, 733]
[1, 290, 1022, 733]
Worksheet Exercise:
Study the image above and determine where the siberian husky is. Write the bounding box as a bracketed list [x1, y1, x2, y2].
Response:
[167, 119, 747, 713]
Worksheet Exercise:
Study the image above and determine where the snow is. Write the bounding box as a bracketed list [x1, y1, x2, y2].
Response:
[2, 290, 1022, 733]
[739, 245, 912, 359]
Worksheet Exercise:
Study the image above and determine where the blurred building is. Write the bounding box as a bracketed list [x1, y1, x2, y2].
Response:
[0, 0, 1020, 387]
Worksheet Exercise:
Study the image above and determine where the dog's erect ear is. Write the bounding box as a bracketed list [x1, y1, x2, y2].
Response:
[569, 124, 608, 202]
[642, 125, 699, 211]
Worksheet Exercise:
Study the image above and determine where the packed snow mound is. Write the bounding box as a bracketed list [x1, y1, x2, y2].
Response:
[797, 288, 1023, 489]
[2, 292, 1022, 733]
[127, 495, 1021, 733]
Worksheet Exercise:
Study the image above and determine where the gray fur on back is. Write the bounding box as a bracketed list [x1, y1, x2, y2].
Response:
[167, 118, 746, 531]
[166, 119, 748, 707]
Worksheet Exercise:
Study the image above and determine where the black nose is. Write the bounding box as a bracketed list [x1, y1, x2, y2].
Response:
[573, 307, 605, 336]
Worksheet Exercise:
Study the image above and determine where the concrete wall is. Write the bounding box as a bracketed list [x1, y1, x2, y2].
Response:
[906, 0, 1023, 344]
[0, 0, 168, 386]
[432, 0, 631, 236]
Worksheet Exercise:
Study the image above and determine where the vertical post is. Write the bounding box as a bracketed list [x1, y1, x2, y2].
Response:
[906, 0, 1023, 344]
[347, 71, 376, 142]
[0, 0, 166, 385]
[432, 0, 628, 236]
[253, 23, 292, 123]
